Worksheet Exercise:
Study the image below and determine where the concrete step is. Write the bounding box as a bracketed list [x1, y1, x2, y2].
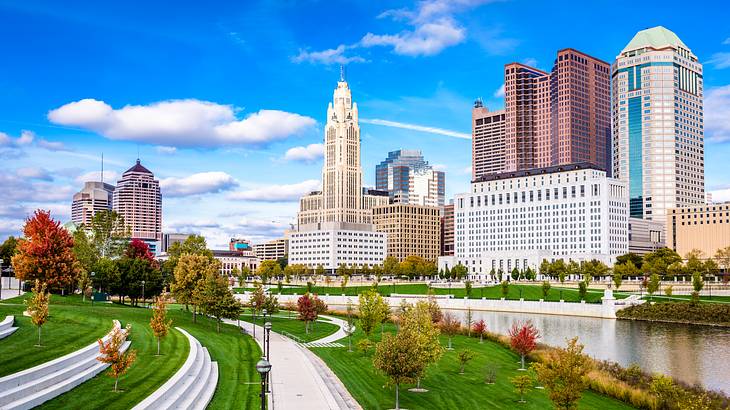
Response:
[0, 316, 14, 332]
[190, 362, 218, 410]
[0, 326, 17, 340]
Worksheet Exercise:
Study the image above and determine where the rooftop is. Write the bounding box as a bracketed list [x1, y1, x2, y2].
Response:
[621, 26, 689, 54]
[123, 159, 153, 175]
[472, 162, 605, 183]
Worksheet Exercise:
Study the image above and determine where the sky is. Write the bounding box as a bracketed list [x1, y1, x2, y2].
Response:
[2, 0, 730, 249]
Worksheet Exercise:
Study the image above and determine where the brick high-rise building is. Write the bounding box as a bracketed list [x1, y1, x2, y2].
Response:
[372, 203, 441, 262]
[472, 100, 506, 179]
[440, 203, 454, 256]
[113, 159, 162, 253]
[504, 49, 611, 174]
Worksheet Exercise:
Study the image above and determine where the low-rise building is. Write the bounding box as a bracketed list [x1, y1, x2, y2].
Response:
[252, 238, 289, 261]
[667, 203, 730, 259]
[229, 238, 252, 253]
[450, 163, 628, 280]
[372, 203, 440, 262]
[628, 217, 665, 255]
[288, 222, 386, 271]
[212, 250, 259, 277]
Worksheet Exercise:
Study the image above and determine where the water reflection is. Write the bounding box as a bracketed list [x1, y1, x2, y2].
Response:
[447, 309, 730, 394]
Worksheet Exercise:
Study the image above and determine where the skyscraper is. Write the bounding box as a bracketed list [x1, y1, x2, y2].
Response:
[503, 49, 611, 174]
[375, 149, 445, 207]
[612, 26, 704, 221]
[472, 100, 506, 179]
[113, 159, 162, 253]
[71, 181, 114, 226]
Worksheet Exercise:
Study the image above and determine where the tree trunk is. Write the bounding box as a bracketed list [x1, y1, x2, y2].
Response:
[348, 335, 352, 352]
[395, 383, 400, 410]
[37, 326, 41, 346]
[157, 337, 161, 355]
[479, 334, 483, 344]
[448, 337, 452, 349]
[460, 363, 465, 374]
[114, 376, 119, 392]
[521, 354, 525, 370]
[193, 307, 197, 323]
[217, 319, 221, 333]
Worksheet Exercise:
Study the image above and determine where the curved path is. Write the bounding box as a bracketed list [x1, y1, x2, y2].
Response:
[223, 314, 361, 410]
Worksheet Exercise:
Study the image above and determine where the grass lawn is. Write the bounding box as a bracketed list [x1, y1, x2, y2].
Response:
[313, 322, 635, 410]
[238, 309, 339, 342]
[0, 294, 262, 410]
[235, 283, 627, 303]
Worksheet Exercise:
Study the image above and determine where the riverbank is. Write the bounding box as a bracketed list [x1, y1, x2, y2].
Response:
[616, 302, 730, 327]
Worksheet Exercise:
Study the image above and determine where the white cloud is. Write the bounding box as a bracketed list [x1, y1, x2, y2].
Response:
[522, 57, 538, 67]
[493, 83, 505, 98]
[708, 52, 730, 69]
[0, 130, 35, 147]
[432, 163, 447, 171]
[36, 139, 67, 151]
[361, 118, 470, 139]
[155, 146, 177, 155]
[165, 217, 292, 248]
[292, 45, 366, 65]
[160, 172, 238, 197]
[75, 170, 120, 184]
[16, 167, 53, 181]
[705, 85, 730, 142]
[709, 189, 730, 203]
[48, 99, 316, 147]
[0, 172, 74, 202]
[462, 166, 472, 174]
[361, 18, 465, 56]
[283, 143, 324, 162]
[229, 179, 321, 202]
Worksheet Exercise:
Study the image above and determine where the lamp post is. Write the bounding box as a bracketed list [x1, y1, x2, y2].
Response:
[141, 280, 146, 308]
[255, 357, 272, 410]
[252, 302, 257, 340]
[90, 271, 96, 307]
[264, 321, 272, 393]
[0, 258, 3, 297]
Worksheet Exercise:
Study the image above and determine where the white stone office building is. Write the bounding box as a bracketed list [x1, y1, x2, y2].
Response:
[448, 163, 628, 280]
[288, 223, 386, 271]
[612, 26, 705, 221]
[71, 181, 115, 226]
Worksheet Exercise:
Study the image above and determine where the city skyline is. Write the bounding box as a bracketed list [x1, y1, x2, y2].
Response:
[2, 1, 730, 248]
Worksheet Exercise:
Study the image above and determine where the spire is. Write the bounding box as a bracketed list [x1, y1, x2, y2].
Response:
[340, 64, 346, 82]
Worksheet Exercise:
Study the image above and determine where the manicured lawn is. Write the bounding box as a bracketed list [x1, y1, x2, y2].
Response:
[236, 283, 627, 303]
[239, 309, 339, 342]
[0, 294, 262, 410]
[313, 322, 635, 410]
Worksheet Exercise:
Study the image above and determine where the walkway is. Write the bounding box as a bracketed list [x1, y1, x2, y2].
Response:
[223, 316, 361, 410]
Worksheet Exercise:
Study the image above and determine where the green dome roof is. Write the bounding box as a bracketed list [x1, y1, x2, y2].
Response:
[621, 26, 689, 54]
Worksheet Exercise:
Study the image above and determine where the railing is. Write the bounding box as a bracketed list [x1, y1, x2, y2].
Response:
[280, 331, 303, 343]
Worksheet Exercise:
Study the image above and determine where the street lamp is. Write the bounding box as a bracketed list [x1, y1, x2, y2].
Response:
[255, 357, 272, 410]
[141, 280, 146, 308]
[264, 321, 272, 393]
[90, 271, 96, 307]
[252, 302, 257, 339]
[0, 258, 3, 293]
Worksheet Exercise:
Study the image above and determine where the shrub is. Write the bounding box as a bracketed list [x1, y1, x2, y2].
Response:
[616, 302, 730, 326]
[357, 338, 374, 355]
[484, 363, 498, 384]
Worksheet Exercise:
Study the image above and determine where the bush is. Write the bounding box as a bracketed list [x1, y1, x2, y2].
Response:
[616, 302, 730, 326]
[356, 338, 374, 355]
[484, 363, 498, 384]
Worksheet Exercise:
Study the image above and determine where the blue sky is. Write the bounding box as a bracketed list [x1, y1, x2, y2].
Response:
[2, 0, 730, 248]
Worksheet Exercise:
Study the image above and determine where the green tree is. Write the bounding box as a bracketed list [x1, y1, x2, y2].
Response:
[172, 254, 218, 321]
[615, 252, 643, 270]
[643, 248, 681, 277]
[315, 264, 326, 278]
[90, 210, 129, 259]
[555, 260, 569, 283]
[511, 374, 533, 403]
[647, 273, 660, 300]
[511, 267, 520, 281]
[578, 281, 587, 301]
[691, 270, 704, 304]
[501, 280, 509, 298]
[457, 349, 475, 374]
[0, 236, 19, 266]
[197, 271, 244, 332]
[383, 256, 400, 277]
[72, 228, 97, 277]
[163, 234, 212, 282]
[533, 337, 591, 410]
[541, 281, 551, 300]
[464, 280, 473, 298]
[92, 257, 120, 294]
[257, 260, 282, 285]
[77, 270, 92, 302]
[358, 289, 389, 339]
[539, 259, 551, 279]
[373, 322, 424, 410]
[405, 301, 443, 391]
[612, 271, 623, 291]
[451, 264, 468, 280]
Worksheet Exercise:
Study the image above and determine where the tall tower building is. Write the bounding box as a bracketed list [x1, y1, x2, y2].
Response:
[612, 26, 704, 220]
[503, 49, 611, 174]
[71, 181, 114, 226]
[472, 100, 506, 179]
[113, 159, 162, 253]
[375, 149, 445, 207]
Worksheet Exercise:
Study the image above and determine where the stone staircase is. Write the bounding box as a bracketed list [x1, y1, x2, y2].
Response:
[0, 316, 17, 340]
[131, 327, 218, 410]
[0, 320, 130, 410]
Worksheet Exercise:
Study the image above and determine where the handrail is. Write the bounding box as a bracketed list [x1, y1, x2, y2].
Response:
[279, 331, 303, 343]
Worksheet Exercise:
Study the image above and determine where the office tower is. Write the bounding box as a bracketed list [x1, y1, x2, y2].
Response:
[503, 49, 611, 173]
[441, 203, 454, 256]
[71, 181, 114, 226]
[113, 159, 162, 253]
[667, 204, 729, 258]
[613, 26, 704, 221]
[472, 100, 506, 179]
[161, 233, 191, 253]
[372, 204, 440, 262]
[375, 149, 445, 207]
[252, 238, 289, 261]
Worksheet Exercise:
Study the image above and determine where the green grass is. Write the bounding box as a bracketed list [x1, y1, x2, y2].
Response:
[0, 294, 262, 409]
[313, 322, 635, 410]
[235, 283, 627, 303]
[239, 309, 339, 342]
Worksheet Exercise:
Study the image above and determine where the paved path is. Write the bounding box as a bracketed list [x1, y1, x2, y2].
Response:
[0, 289, 23, 301]
[314, 315, 353, 344]
[223, 317, 361, 410]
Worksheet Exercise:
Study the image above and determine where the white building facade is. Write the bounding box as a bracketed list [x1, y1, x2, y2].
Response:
[288, 223, 386, 271]
[449, 163, 628, 280]
[71, 181, 114, 226]
[612, 26, 704, 222]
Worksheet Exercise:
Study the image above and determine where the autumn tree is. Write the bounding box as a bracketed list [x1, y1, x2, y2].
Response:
[257, 260, 282, 285]
[647, 273, 660, 301]
[161, 234, 212, 281]
[150, 295, 172, 355]
[407, 301, 443, 391]
[197, 271, 244, 332]
[439, 312, 461, 350]
[12, 210, 79, 291]
[97, 324, 137, 392]
[26, 280, 50, 346]
[473, 319, 487, 343]
[509, 321, 540, 370]
[248, 282, 266, 314]
[511, 374, 533, 403]
[172, 254, 219, 321]
[383, 256, 400, 278]
[297, 293, 318, 334]
[457, 349, 475, 374]
[77, 270, 92, 302]
[116, 239, 162, 305]
[358, 289, 389, 339]
[425, 293, 442, 324]
[533, 337, 591, 410]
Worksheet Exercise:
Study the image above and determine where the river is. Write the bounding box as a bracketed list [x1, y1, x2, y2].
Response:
[448, 309, 730, 394]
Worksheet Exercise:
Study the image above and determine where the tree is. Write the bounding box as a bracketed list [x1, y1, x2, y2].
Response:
[383, 256, 400, 277]
[439, 312, 460, 350]
[257, 260, 282, 285]
[612, 271, 623, 291]
[578, 280, 587, 301]
[667, 261, 685, 279]
[664, 285, 673, 297]
[533, 337, 591, 410]
[714, 246, 730, 283]
[0, 236, 19, 266]
[464, 280, 473, 298]
[691, 270, 704, 304]
[77, 270, 92, 302]
[116, 240, 162, 306]
[172, 254, 218, 321]
[616, 252, 643, 270]
[248, 282, 266, 314]
[704, 258, 719, 279]
[541, 281, 551, 300]
[90, 210, 129, 259]
[372, 325, 423, 410]
[358, 289, 389, 339]
[12, 210, 79, 291]
[93, 257, 120, 294]
[425, 293, 442, 323]
[340, 273, 350, 293]
[647, 273, 660, 300]
[650, 374, 680, 410]
[72, 228, 97, 278]
[97, 324, 136, 392]
[344, 302, 356, 352]
[405, 301, 443, 391]
[297, 293, 318, 334]
[457, 349, 475, 374]
[473, 319, 486, 343]
[511, 267, 520, 281]
[539, 260, 551, 280]
[511, 374, 533, 403]
[644, 248, 681, 277]
[315, 264, 326, 278]
[197, 271, 244, 332]
[150, 295, 172, 355]
[464, 307, 473, 336]
[501, 280, 509, 298]
[400, 255, 426, 279]
[509, 321, 540, 370]
[26, 280, 50, 346]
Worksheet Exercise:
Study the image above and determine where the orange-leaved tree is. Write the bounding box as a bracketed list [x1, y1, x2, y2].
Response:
[297, 293, 318, 334]
[26, 280, 50, 346]
[97, 324, 137, 392]
[12, 210, 79, 291]
[150, 295, 172, 355]
[509, 321, 540, 370]
[473, 319, 487, 344]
